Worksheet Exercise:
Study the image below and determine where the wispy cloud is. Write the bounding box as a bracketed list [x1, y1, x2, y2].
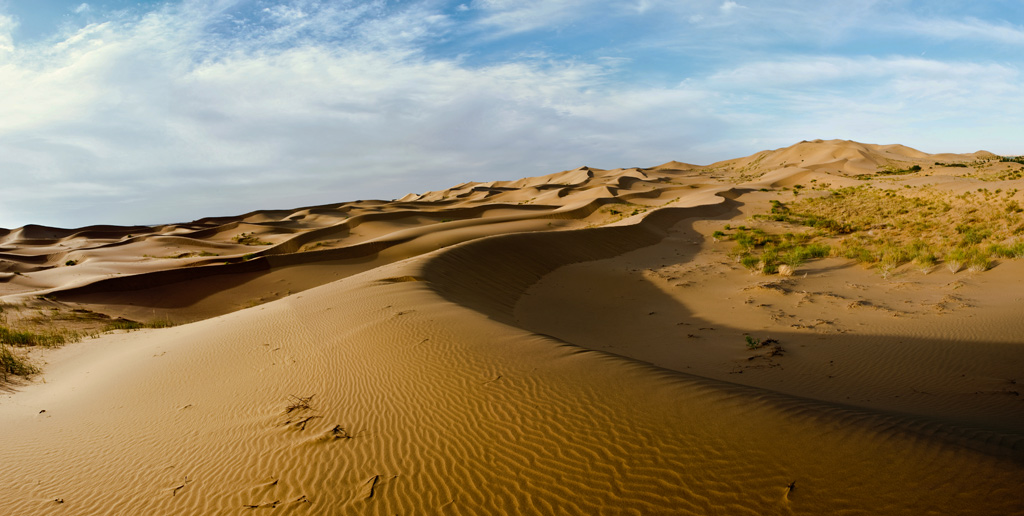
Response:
[903, 16, 1024, 45]
[465, 0, 596, 36]
[0, 0, 1021, 228]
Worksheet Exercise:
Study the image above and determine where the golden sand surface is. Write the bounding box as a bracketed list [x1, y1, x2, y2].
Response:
[1, 140, 1022, 514]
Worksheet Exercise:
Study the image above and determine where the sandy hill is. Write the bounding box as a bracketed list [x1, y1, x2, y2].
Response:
[1, 140, 1023, 514]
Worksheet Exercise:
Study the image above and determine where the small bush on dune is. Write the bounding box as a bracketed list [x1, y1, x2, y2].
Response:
[1, 343, 38, 380]
[740, 254, 760, 271]
[967, 250, 993, 272]
[233, 232, 271, 246]
[839, 240, 875, 264]
[944, 248, 968, 273]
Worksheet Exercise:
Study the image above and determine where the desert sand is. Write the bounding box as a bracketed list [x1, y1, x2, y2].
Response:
[1, 139, 1022, 514]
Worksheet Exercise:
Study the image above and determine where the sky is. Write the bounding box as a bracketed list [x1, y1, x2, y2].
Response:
[1, 1, 1022, 228]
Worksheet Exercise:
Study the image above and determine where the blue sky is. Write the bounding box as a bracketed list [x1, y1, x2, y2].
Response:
[1, 0, 1022, 228]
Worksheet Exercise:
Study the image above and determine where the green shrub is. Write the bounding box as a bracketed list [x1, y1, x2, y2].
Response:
[745, 336, 760, 350]
[233, 232, 271, 246]
[740, 254, 760, 270]
[956, 224, 991, 246]
[1, 343, 38, 380]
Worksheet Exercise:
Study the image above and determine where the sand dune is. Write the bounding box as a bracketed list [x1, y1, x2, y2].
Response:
[1, 139, 1023, 514]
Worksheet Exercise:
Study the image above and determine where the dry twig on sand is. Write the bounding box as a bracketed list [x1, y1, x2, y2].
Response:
[284, 394, 314, 413]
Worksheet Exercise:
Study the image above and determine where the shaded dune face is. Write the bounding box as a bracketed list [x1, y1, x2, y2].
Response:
[1, 139, 1023, 515]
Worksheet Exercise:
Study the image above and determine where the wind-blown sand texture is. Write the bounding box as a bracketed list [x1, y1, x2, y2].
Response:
[1, 139, 1022, 514]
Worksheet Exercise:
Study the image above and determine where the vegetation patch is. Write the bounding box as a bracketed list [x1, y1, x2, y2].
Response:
[0, 325, 72, 348]
[746, 186, 1024, 275]
[717, 225, 830, 275]
[0, 324, 74, 381]
[233, 232, 272, 246]
[0, 307, 174, 380]
[1, 343, 38, 380]
[104, 318, 175, 332]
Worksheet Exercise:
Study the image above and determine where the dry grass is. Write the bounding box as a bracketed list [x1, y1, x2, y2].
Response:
[763, 186, 1024, 274]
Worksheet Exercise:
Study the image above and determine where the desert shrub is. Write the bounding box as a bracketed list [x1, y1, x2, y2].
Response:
[233, 232, 271, 246]
[967, 253, 992, 272]
[944, 248, 969, 273]
[839, 239, 876, 264]
[1, 343, 38, 380]
[956, 224, 992, 247]
[740, 254, 760, 270]
[745, 336, 760, 349]
[758, 246, 780, 274]
[879, 164, 922, 175]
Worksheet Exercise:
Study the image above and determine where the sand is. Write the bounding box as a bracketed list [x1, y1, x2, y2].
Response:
[1, 139, 1022, 514]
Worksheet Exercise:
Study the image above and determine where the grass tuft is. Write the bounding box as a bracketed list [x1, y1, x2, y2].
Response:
[1, 343, 38, 381]
[0, 325, 70, 348]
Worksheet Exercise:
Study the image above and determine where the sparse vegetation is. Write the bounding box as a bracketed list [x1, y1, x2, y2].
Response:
[604, 202, 648, 220]
[0, 307, 174, 380]
[233, 232, 272, 246]
[147, 251, 220, 259]
[883, 164, 922, 175]
[1, 343, 38, 380]
[745, 335, 780, 350]
[745, 335, 759, 349]
[0, 324, 74, 381]
[103, 318, 174, 332]
[0, 325, 72, 348]
[718, 225, 831, 276]
[746, 186, 1024, 275]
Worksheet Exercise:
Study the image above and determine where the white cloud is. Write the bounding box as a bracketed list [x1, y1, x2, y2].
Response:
[0, 3, 730, 227]
[903, 16, 1024, 45]
[0, 1, 1022, 228]
[74, 3, 92, 14]
[0, 14, 15, 52]
[720, 1, 740, 14]
[468, 0, 594, 36]
[633, 0, 654, 14]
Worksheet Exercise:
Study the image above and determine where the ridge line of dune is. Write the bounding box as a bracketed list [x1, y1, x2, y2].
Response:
[421, 190, 739, 324]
